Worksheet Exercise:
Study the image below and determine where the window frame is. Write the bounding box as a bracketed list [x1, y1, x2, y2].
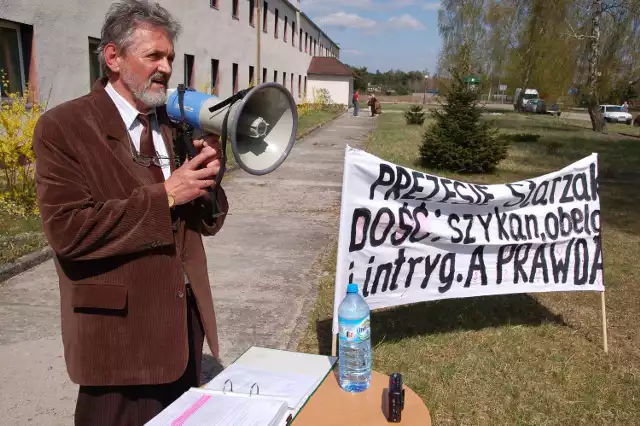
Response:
[262, 1, 268, 33]
[284, 16, 288, 42]
[0, 19, 26, 98]
[232, 63, 239, 95]
[88, 37, 104, 89]
[232, 0, 239, 19]
[211, 58, 219, 96]
[184, 54, 195, 88]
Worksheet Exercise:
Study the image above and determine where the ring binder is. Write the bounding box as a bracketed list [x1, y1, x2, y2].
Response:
[250, 383, 260, 396]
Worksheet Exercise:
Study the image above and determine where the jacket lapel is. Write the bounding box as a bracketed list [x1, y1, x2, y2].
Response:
[90, 78, 177, 185]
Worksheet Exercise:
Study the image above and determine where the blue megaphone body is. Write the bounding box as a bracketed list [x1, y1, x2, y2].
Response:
[165, 83, 298, 176]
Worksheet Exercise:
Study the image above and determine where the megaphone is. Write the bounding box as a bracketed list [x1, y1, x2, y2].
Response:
[166, 82, 298, 176]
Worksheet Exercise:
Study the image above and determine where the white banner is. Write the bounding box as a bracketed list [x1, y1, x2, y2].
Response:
[332, 146, 604, 334]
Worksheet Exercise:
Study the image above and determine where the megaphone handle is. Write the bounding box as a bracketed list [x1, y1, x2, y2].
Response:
[178, 125, 225, 219]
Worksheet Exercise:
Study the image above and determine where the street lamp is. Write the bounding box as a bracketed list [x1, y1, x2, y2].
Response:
[423, 73, 430, 104]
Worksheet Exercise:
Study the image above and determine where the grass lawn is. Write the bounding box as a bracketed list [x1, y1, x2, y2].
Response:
[297, 110, 640, 425]
[297, 110, 342, 137]
[0, 210, 47, 264]
[225, 109, 342, 170]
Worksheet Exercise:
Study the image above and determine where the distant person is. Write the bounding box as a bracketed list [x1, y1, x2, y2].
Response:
[622, 101, 629, 112]
[367, 93, 381, 117]
[352, 90, 359, 117]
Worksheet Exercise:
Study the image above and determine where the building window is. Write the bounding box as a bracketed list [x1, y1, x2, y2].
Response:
[299, 29, 302, 52]
[292, 22, 296, 47]
[283, 72, 286, 88]
[304, 76, 307, 98]
[88, 38, 103, 88]
[290, 73, 293, 95]
[273, 70, 277, 83]
[232, 63, 238, 94]
[284, 16, 288, 41]
[249, 65, 255, 86]
[184, 54, 195, 87]
[314, 40, 317, 56]
[262, 67, 267, 84]
[298, 75, 301, 98]
[274, 9, 279, 38]
[232, 0, 239, 18]
[211, 59, 219, 95]
[262, 1, 268, 32]
[249, 0, 255, 26]
[0, 20, 26, 97]
[305, 32, 308, 53]
[210, 0, 218, 8]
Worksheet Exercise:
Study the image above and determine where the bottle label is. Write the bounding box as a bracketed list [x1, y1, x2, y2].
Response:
[339, 315, 371, 343]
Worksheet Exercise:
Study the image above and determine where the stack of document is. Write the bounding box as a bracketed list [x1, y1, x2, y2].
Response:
[204, 363, 320, 412]
[145, 347, 337, 426]
[145, 387, 290, 426]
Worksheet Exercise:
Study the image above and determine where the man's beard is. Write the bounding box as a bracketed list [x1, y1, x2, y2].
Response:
[120, 67, 168, 108]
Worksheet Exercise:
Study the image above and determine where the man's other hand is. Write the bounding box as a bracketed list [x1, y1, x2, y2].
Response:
[193, 134, 222, 173]
[164, 147, 219, 206]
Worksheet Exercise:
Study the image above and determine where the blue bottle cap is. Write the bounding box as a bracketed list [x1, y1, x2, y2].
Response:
[347, 283, 359, 294]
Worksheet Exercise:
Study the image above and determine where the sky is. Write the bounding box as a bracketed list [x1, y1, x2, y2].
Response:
[302, 0, 443, 74]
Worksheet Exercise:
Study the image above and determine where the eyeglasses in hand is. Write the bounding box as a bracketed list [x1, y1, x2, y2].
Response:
[132, 151, 170, 168]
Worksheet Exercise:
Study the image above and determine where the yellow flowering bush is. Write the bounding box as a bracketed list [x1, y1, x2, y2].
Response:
[0, 72, 44, 215]
[297, 88, 345, 117]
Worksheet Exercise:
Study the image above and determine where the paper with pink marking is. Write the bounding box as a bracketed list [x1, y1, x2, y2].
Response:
[145, 388, 289, 426]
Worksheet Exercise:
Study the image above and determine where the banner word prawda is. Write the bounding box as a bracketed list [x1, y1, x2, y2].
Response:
[332, 146, 604, 334]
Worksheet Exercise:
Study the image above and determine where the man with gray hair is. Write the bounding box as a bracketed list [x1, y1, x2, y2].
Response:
[33, 1, 228, 424]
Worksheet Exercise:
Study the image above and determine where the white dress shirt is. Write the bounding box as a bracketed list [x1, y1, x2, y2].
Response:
[104, 83, 172, 180]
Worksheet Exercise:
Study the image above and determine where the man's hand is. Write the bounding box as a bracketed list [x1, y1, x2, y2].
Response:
[193, 134, 222, 174]
[164, 147, 220, 206]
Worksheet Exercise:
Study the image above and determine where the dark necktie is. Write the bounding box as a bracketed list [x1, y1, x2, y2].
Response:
[137, 113, 165, 183]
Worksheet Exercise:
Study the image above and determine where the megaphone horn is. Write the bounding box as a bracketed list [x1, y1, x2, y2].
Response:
[166, 82, 298, 177]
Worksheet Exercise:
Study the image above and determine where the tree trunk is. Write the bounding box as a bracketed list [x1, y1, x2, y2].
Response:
[517, 66, 533, 112]
[586, 0, 605, 132]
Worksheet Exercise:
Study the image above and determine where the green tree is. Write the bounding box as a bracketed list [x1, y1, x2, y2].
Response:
[420, 68, 508, 173]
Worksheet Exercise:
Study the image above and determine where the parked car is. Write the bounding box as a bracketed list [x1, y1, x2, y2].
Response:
[524, 99, 552, 114]
[600, 104, 633, 124]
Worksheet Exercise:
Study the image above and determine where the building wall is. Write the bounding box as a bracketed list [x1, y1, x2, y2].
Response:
[1, 0, 339, 108]
[307, 75, 352, 106]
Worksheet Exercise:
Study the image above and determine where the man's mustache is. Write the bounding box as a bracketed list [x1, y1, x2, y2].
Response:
[145, 73, 169, 88]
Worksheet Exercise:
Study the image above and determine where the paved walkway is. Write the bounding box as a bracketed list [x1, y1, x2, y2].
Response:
[0, 112, 376, 425]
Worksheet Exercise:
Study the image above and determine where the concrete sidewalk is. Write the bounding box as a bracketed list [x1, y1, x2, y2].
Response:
[0, 112, 375, 425]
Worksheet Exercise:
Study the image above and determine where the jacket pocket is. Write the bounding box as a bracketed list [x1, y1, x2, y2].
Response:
[71, 284, 128, 310]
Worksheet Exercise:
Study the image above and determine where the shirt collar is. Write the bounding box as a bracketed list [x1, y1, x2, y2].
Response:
[104, 82, 155, 130]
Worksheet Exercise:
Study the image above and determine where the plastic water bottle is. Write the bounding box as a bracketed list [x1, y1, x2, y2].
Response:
[338, 283, 371, 392]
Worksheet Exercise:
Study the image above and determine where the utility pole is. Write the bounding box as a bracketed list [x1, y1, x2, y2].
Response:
[257, 1, 262, 84]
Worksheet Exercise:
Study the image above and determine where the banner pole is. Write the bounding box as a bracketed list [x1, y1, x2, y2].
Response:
[601, 291, 608, 353]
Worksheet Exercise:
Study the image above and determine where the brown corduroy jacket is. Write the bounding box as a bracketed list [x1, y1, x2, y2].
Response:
[33, 78, 228, 387]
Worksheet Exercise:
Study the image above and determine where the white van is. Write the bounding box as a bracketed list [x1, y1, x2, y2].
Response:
[514, 88, 540, 110]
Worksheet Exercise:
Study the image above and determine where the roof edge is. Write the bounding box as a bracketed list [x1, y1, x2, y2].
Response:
[282, 0, 340, 51]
